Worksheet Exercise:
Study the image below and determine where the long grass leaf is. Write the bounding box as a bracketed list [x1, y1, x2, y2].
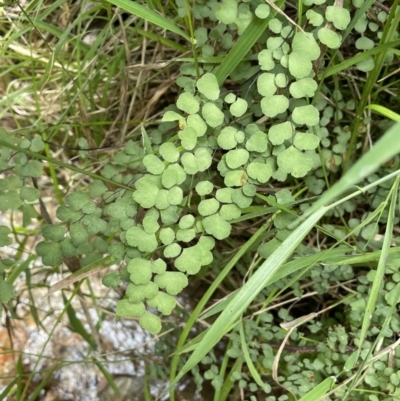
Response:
[214, 0, 285, 86]
[365, 104, 400, 122]
[106, 0, 191, 41]
[174, 206, 327, 383]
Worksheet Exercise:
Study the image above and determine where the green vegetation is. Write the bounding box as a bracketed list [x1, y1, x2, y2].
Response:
[1, 0, 400, 400]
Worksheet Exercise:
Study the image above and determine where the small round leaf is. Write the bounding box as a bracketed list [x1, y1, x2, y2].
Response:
[261, 95, 289, 117]
[140, 312, 162, 334]
[154, 271, 188, 295]
[318, 28, 342, 49]
[143, 154, 165, 175]
[230, 98, 247, 117]
[197, 73, 220, 100]
[225, 149, 249, 169]
[202, 102, 225, 128]
[202, 213, 231, 240]
[292, 105, 320, 126]
[277, 145, 314, 177]
[177, 92, 200, 114]
[116, 299, 145, 318]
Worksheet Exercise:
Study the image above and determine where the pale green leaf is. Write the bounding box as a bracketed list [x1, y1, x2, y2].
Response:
[245, 132, 268, 152]
[116, 299, 145, 318]
[164, 243, 182, 258]
[258, 49, 275, 70]
[20, 186, 39, 202]
[159, 227, 175, 245]
[177, 92, 200, 114]
[218, 127, 238, 150]
[139, 312, 162, 334]
[175, 247, 202, 274]
[289, 78, 318, 98]
[291, 32, 320, 61]
[255, 4, 270, 19]
[194, 147, 212, 171]
[30, 134, 45, 152]
[198, 198, 220, 216]
[216, 188, 233, 203]
[246, 162, 272, 183]
[268, 121, 293, 145]
[306, 9, 324, 26]
[202, 102, 225, 128]
[127, 258, 153, 285]
[215, 0, 237, 24]
[219, 204, 241, 221]
[224, 170, 248, 187]
[159, 142, 180, 163]
[292, 105, 320, 126]
[162, 164, 186, 188]
[147, 291, 176, 316]
[0, 281, 14, 303]
[277, 146, 314, 177]
[197, 73, 220, 100]
[179, 214, 195, 229]
[0, 190, 22, 212]
[179, 127, 198, 150]
[325, 6, 351, 30]
[187, 114, 208, 137]
[318, 27, 342, 49]
[261, 95, 289, 117]
[168, 186, 183, 205]
[142, 216, 160, 235]
[125, 226, 158, 252]
[225, 149, 249, 169]
[202, 213, 231, 240]
[257, 73, 276, 97]
[66, 191, 93, 211]
[294, 133, 320, 150]
[102, 272, 121, 289]
[181, 152, 199, 175]
[154, 271, 188, 295]
[230, 98, 247, 117]
[288, 51, 313, 79]
[126, 281, 158, 302]
[143, 154, 165, 175]
[196, 181, 214, 196]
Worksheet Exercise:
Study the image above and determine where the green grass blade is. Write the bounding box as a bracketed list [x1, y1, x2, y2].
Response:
[358, 176, 399, 348]
[173, 206, 327, 383]
[62, 292, 97, 349]
[299, 122, 400, 221]
[298, 376, 335, 401]
[94, 360, 121, 397]
[319, 39, 400, 80]
[169, 221, 270, 399]
[239, 321, 269, 392]
[106, 0, 191, 41]
[0, 377, 18, 400]
[214, 0, 284, 86]
[27, 365, 59, 401]
[365, 104, 400, 122]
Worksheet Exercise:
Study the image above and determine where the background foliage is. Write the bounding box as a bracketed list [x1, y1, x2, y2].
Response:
[1, 0, 400, 400]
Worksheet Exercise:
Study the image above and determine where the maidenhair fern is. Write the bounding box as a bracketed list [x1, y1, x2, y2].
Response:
[10, 0, 388, 340]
